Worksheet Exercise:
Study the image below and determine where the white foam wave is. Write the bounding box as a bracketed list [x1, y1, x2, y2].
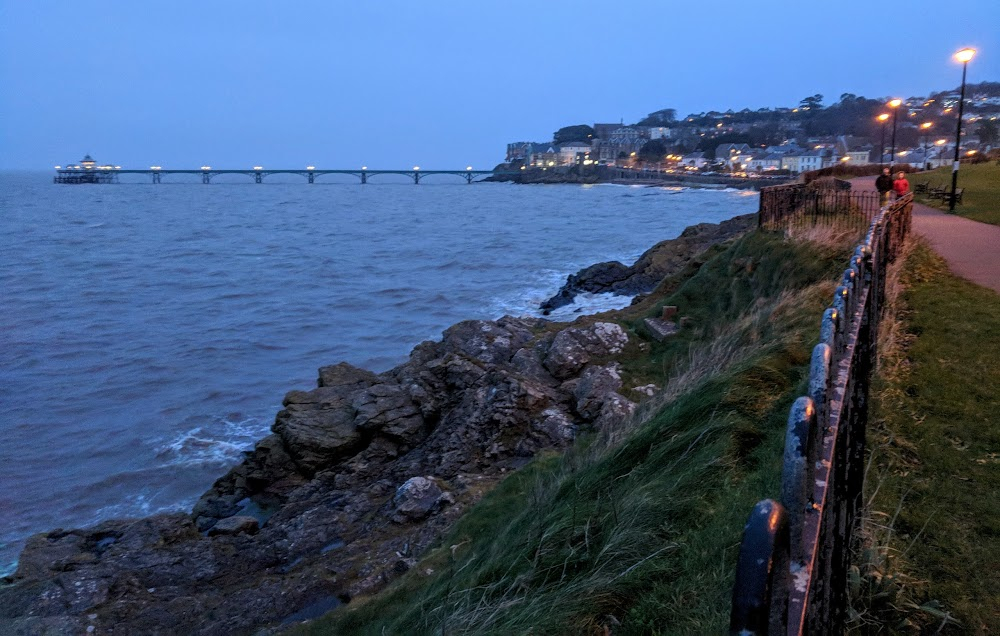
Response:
[156, 415, 265, 468]
[542, 292, 635, 320]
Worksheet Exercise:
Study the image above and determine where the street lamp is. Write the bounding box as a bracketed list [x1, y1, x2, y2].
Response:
[950, 47, 976, 212]
[920, 122, 933, 170]
[877, 113, 890, 167]
[888, 98, 902, 169]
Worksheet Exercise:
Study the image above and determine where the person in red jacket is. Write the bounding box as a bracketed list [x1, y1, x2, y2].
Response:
[892, 171, 909, 199]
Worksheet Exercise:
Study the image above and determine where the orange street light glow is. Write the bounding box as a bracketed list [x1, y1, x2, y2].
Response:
[954, 48, 976, 63]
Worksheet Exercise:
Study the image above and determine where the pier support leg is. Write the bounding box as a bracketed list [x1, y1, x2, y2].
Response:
[308, 173, 314, 184]
[202, 173, 211, 184]
[413, 173, 421, 185]
[152, 173, 161, 184]
[466, 173, 473, 184]
[255, 172, 262, 184]
[361, 172, 367, 184]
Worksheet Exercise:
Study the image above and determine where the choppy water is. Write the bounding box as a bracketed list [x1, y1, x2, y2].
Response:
[0, 171, 758, 573]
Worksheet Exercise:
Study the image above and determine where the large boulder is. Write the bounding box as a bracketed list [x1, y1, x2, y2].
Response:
[391, 476, 449, 522]
[543, 322, 629, 379]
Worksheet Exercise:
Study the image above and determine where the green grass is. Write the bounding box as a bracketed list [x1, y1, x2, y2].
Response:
[857, 241, 1000, 634]
[910, 163, 1000, 225]
[288, 229, 856, 635]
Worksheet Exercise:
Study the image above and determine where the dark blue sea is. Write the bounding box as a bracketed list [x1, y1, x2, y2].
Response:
[0, 170, 758, 573]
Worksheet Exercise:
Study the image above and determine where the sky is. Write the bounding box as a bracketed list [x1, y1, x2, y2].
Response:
[1, 1, 998, 170]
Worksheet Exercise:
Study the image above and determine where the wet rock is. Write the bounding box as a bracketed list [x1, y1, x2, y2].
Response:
[317, 362, 381, 390]
[541, 213, 754, 312]
[207, 516, 259, 537]
[392, 477, 447, 522]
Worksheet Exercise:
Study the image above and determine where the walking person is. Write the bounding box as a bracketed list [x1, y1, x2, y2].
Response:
[875, 167, 894, 206]
[893, 171, 910, 200]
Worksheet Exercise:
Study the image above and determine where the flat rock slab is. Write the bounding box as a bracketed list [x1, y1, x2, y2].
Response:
[644, 318, 679, 342]
[207, 515, 259, 536]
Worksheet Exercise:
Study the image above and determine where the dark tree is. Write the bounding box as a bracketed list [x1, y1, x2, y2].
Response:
[637, 108, 677, 126]
[553, 125, 594, 144]
[976, 119, 999, 145]
[638, 139, 668, 162]
[799, 94, 824, 111]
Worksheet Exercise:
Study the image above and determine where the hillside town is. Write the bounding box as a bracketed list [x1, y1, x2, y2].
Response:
[505, 82, 1000, 175]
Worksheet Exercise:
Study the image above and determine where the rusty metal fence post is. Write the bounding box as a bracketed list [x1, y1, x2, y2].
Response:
[732, 193, 912, 635]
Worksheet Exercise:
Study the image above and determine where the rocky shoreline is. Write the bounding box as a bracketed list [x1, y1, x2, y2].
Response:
[0, 214, 756, 636]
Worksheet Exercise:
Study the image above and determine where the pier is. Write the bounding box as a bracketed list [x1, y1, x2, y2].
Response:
[54, 159, 511, 185]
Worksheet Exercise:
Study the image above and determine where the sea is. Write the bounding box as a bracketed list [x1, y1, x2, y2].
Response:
[0, 170, 759, 574]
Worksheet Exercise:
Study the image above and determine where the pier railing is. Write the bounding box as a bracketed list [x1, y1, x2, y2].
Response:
[758, 182, 879, 236]
[731, 193, 913, 635]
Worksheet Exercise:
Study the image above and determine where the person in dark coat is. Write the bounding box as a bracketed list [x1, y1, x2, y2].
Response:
[875, 167, 893, 206]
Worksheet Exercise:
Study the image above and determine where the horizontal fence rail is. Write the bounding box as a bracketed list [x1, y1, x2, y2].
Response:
[732, 191, 913, 635]
[758, 183, 880, 237]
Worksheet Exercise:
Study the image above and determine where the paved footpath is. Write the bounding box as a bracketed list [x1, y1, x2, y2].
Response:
[852, 176, 1000, 295]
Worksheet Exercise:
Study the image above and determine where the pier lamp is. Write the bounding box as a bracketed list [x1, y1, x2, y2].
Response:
[466, 166, 472, 171]
[413, 166, 420, 171]
[150, 166, 161, 170]
[114, 166, 121, 170]
[920, 122, 933, 170]
[887, 98, 902, 168]
[201, 166, 212, 171]
[362, 166, 367, 170]
[950, 47, 976, 212]
[877, 113, 890, 167]
[54, 165, 61, 169]
[306, 166, 315, 170]
[253, 166, 263, 171]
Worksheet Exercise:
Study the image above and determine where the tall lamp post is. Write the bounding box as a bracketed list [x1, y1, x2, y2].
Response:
[888, 98, 903, 169]
[920, 122, 933, 170]
[935, 139, 947, 169]
[877, 113, 890, 168]
[950, 47, 976, 212]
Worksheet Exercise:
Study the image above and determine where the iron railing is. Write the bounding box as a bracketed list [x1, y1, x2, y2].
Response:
[758, 183, 880, 237]
[731, 193, 913, 635]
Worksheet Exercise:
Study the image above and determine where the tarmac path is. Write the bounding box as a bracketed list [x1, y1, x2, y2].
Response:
[852, 175, 1000, 295]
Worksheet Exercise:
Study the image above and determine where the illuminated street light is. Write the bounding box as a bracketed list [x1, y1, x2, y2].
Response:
[362, 166, 367, 170]
[306, 166, 315, 170]
[201, 166, 212, 170]
[920, 122, 933, 170]
[413, 166, 420, 171]
[253, 166, 263, 171]
[150, 166, 161, 170]
[950, 47, 976, 212]
[888, 98, 902, 168]
[877, 113, 890, 167]
[466, 166, 472, 171]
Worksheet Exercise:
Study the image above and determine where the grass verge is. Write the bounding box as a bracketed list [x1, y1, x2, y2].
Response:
[289, 228, 856, 635]
[910, 164, 1000, 226]
[853, 239, 1000, 634]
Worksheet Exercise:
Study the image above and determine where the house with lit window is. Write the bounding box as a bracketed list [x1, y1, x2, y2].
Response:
[558, 141, 593, 165]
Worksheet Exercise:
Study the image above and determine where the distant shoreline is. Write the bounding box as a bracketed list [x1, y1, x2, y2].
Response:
[488, 164, 793, 190]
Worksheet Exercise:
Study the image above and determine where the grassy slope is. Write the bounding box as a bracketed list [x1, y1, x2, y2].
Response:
[859, 241, 1000, 634]
[291, 230, 853, 635]
[910, 163, 1000, 225]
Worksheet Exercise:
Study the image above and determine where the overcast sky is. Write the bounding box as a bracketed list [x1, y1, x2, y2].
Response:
[2, 1, 997, 170]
